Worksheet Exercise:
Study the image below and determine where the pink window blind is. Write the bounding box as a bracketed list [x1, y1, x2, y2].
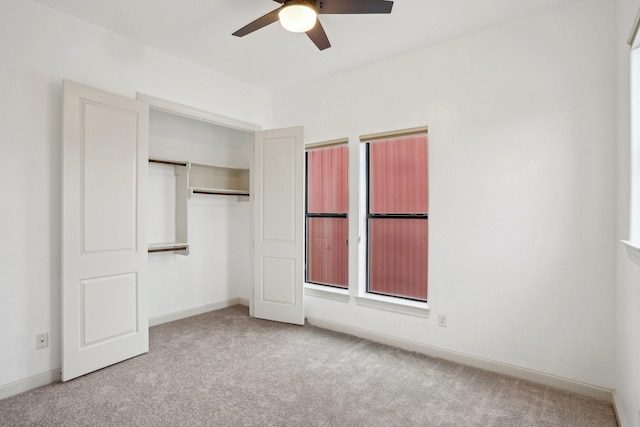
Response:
[307, 217, 348, 287]
[369, 136, 428, 214]
[368, 134, 428, 301]
[306, 145, 348, 288]
[369, 218, 428, 300]
[307, 146, 348, 214]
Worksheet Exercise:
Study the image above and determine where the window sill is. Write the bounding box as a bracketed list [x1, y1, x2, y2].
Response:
[354, 294, 430, 318]
[621, 240, 640, 266]
[304, 283, 350, 303]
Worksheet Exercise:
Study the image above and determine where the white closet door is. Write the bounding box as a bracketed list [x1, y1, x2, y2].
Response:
[253, 127, 304, 325]
[62, 80, 149, 381]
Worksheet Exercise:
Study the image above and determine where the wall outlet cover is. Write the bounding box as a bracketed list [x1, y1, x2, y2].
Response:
[36, 333, 49, 350]
[438, 314, 447, 327]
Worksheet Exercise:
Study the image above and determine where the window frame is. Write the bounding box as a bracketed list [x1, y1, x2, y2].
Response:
[363, 130, 429, 303]
[302, 129, 431, 316]
[304, 141, 349, 289]
[623, 14, 640, 265]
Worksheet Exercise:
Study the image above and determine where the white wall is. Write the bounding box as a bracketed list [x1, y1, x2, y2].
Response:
[274, 0, 617, 389]
[147, 109, 253, 317]
[0, 0, 270, 389]
[147, 196, 251, 316]
[616, 0, 640, 424]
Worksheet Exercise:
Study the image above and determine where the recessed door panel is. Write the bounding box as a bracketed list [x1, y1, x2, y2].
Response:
[261, 137, 296, 242]
[261, 257, 296, 304]
[81, 273, 138, 346]
[83, 102, 138, 253]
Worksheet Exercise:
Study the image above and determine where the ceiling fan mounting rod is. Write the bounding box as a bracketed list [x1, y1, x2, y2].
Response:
[282, 0, 316, 9]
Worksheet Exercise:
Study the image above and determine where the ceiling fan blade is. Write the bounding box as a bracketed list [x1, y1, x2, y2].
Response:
[232, 8, 281, 37]
[306, 19, 331, 50]
[272, 0, 284, 3]
[317, 0, 393, 14]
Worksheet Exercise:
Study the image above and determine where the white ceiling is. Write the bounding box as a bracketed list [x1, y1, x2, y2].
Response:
[33, 0, 582, 90]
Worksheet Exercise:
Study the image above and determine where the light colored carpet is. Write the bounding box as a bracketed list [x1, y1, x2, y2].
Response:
[0, 305, 617, 426]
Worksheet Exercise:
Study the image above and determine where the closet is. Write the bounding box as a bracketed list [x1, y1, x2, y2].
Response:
[61, 80, 304, 382]
[145, 105, 253, 318]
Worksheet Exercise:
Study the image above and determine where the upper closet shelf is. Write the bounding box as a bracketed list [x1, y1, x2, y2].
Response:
[149, 158, 250, 198]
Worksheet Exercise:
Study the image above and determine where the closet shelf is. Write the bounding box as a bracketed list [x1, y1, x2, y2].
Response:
[188, 162, 250, 197]
[148, 158, 250, 197]
[147, 156, 250, 256]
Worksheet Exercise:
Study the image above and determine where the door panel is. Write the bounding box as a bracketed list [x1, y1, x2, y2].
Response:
[81, 273, 138, 346]
[261, 257, 296, 304]
[62, 80, 149, 381]
[83, 102, 138, 252]
[262, 137, 296, 242]
[253, 127, 304, 325]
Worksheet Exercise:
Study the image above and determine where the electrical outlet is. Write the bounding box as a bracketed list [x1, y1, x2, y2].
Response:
[438, 314, 447, 327]
[36, 333, 48, 350]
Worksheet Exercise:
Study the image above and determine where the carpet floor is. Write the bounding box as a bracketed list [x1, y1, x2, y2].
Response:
[0, 305, 617, 426]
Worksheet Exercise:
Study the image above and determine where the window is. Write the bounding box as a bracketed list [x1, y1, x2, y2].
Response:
[623, 21, 640, 264]
[305, 144, 349, 287]
[631, 35, 640, 242]
[365, 133, 428, 301]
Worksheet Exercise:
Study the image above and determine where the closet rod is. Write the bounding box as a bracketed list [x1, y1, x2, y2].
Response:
[192, 190, 250, 196]
[148, 245, 189, 253]
[149, 159, 188, 166]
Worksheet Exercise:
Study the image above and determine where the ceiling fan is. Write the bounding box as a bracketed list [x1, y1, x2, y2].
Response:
[232, 0, 394, 51]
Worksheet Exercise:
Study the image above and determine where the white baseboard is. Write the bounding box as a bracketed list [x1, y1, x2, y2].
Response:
[1, 299, 249, 401]
[612, 391, 629, 427]
[0, 369, 61, 401]
[149, 297, 247, 327]
[306, 315, 614, 402]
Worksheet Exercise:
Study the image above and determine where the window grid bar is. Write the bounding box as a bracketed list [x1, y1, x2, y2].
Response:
[308, 213, 348, 218]
[368, 214, 428, 219]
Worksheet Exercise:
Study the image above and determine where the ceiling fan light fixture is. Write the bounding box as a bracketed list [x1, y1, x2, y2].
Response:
[279, 3, 317, 33]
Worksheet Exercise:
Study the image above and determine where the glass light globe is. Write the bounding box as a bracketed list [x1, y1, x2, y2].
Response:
[279, 4, 317, 33]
